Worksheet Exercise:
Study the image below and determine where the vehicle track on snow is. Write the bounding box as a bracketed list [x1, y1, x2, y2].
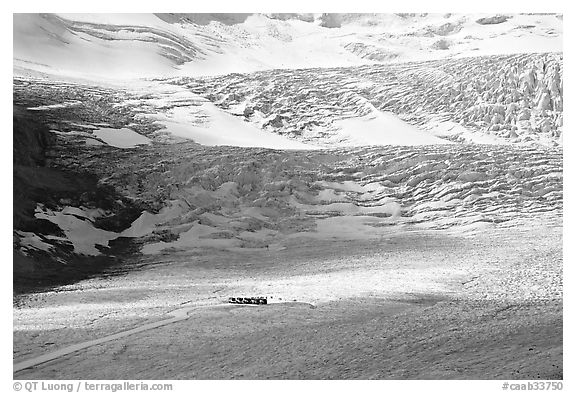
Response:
[13, 301, 314, 373]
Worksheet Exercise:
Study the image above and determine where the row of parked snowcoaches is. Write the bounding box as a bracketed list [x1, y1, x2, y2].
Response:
[228, 297, 268, 305]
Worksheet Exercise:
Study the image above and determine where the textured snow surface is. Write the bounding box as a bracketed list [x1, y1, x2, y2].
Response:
[12, 13, 563, 381]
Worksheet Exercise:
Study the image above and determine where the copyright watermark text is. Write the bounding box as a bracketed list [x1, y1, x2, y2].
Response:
[13, 381, 172, 392]
[502, 381, 563, 391]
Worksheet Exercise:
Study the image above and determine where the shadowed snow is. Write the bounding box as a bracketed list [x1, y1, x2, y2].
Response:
[92, 128, 152, 148]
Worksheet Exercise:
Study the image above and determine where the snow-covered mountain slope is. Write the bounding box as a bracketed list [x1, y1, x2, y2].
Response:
[14, 13, 562, 79]
[12, 13, 563, 288]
